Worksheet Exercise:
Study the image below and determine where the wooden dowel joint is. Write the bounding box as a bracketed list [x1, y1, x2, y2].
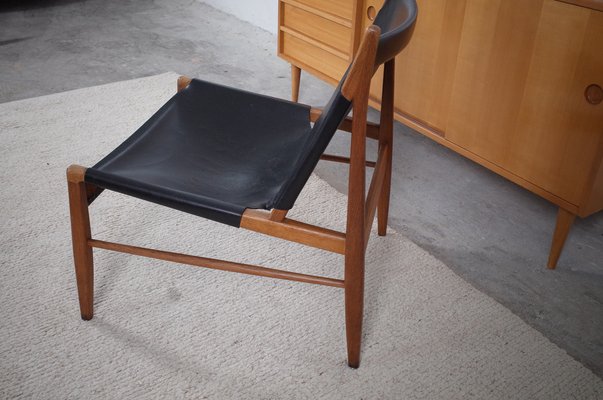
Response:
[269, 209, 289, 222]
[241, 209, 346, 254]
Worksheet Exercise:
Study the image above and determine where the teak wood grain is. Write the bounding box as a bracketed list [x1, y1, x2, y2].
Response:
[66, 165, 94, 320]
[240, 209, 346, 254]
[269, 209, 289, 222]
[377, 59, 395, 236]
[342, 26, 380, 368]
[342, 26, 380, 100]
[89, 239, 345, 288]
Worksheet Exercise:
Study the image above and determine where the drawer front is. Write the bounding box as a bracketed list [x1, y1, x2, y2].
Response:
[293, 0, 354, 21]
[281, 32, 349, 82]
[282, 3, 352, 53]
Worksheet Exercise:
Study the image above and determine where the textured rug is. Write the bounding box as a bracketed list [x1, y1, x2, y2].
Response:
[0, 73, 601, 399]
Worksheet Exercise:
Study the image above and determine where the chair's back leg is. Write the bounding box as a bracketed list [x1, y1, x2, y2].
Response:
[344, 85, 371, 369]
[378, 59, 395, 237]
[342, 24, 380, 369]
[344, 100, 368, 368]
[67, 165, 94, 320]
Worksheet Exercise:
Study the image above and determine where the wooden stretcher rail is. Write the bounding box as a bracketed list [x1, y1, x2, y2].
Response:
[89, 239, 345, 288]
[320, 153, 376, 168]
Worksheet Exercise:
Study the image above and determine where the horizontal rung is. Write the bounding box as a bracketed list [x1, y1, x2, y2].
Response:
[88, 239, 345, 288]
[320, 154, 376, 168]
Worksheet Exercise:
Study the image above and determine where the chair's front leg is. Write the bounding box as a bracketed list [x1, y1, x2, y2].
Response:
[67, 165, 94, 320]
[344, 84, 370, 368]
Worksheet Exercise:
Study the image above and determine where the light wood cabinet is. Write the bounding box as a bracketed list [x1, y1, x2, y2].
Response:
[278, 0, 603, 268]
[278, 0, 359, 89]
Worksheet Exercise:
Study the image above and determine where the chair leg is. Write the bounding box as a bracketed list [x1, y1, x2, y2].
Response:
[67, 165, 94, 320]
[345, 246, 365, 368]
[377, 59, 395, 237]
[377, 145, 392, 236]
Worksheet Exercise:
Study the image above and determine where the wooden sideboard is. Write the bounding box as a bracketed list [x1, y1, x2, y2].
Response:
[277, 0, 603, 268]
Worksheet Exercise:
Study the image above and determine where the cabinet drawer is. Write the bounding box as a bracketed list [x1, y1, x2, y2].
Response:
[291, 0, 354, 21]
[282, 3, 351, 53]
[281, 32, 349, 82]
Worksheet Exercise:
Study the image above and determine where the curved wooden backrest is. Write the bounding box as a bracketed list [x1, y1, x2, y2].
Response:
[373, 0, 418, 67]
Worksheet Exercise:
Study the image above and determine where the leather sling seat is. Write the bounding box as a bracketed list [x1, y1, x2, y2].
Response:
[85, 78, 349, 227]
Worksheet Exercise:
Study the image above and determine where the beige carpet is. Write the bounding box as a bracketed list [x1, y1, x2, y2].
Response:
[0, 73, 601, 399]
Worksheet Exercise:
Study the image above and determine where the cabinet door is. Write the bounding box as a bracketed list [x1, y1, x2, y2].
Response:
[509, 2, 603, 206]
[368, 0, 467, 134]
[446, 0, 603, 205]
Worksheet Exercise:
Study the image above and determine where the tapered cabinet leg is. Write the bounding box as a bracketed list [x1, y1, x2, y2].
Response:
[547, 208, 576, 270]
[67, 165, 94, 320]
[291, 64, 301, 102]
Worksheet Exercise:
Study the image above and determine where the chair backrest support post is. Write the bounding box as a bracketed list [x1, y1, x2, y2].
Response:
[344, 26, 380, 254]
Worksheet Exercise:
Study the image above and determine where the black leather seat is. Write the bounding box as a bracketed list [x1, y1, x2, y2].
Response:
[86, 79, 317, 227]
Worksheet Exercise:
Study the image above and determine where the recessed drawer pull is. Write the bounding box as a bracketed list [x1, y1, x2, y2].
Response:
[585, 84, 602, 105]
[367, 5, 376, 21]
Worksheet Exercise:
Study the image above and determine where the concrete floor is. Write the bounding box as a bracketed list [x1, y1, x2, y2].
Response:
[1, 0, 602, 378]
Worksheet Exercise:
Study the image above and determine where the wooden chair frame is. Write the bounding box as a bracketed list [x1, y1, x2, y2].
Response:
[67, 26, 393, 368]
